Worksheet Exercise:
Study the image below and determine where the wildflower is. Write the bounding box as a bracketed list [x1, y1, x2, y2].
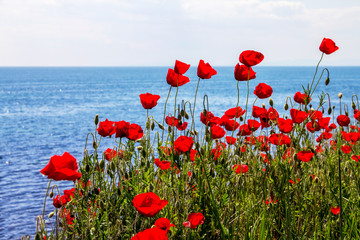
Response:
[183, 213, 205, 229]
[40, 152, 81, 181]
[132, 192, 168, 217]
[254, 83, 273, 99]
[174, 60, 190, 74]
[139, 93, 160, 109]
[239, 50, 264, 67]
[97, 119, 116, 137]
[234, 64, 256, 81]
[197, 59, 217, 79]
[319, 38, 339, 55]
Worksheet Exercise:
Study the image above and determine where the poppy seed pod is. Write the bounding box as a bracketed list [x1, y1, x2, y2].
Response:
[325, 77, 330, 86]
[338, 93, 343, 99]
[94, 114, 99, 125]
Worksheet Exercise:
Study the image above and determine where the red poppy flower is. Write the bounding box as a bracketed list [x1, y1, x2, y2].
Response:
[158, 160, 172, 170]
[247, 119, 261, 132]
[104, 148, 123, 161]
[183, 213, 205, 229]
[239, 50, 264, 67]
[309, 110, 323, 120]
[234, 64, 256, 81]
[154, 218, 175, 233]
[197, 59, 217, 79]
[226, 136, 237, 145]
[210, 125, 225, 139]
[131, 227, 168, 240]
[267, 107, 279, 120]
[176, 121, 188, 131]
[127, 123, 143, 140]
[354, 110, 360, 121]
[174, 136, 193, 153]
[296, 150, 314, 162]
[223, 118, 240, 131]
[351, 155, 360, 162]
[264, 196, 278, 205]
[337, 115, 350, 127]
[174, 60, 190, 74]
[232, 164, 249, 174]
[341, 145, 352, 154]
[224, 107, 245, 119]
[238, 124, 252, 136]
[139, 93, 161, 110]
[132, 192, 168, 217]
[254, 83, 273, 99]
[40, 152, 81, 181]
[190, 149, 199, 162]
[316, 132, 333, 142]
[166, 68, 190, 87]
[53, 195, 62, 208]
[319, 38, 339, 55]
[277, 118, 293, 133]
[115, 120, 130, 138]
[306, 121, 321, 133]
[318, 117, 330, 129]
[60, 208, 74, 225]
[211, 142, 226, 160]
[331, 206, 340, 215]
[165, 116, 179, 126]
[290, 109, 308, 124]
[97, 119, 116, 137]
[294, 92, 311, 105]
[269, 133, 291, 146]
[252, 106, 267, 118]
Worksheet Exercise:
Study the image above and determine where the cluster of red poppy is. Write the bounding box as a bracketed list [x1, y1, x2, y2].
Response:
[97, 119, 144, 141]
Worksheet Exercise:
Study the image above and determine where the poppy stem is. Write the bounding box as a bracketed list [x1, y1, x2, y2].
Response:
[162, 86, 172, 142]
[42, 179, 52, 219]
[192, 77, 201, 131]
[244, 72, 250, 123]
[309, 53, 324, 93]
[338, 149, 343, 239]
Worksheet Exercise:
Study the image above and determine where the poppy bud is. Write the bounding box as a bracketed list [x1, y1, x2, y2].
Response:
[49, 190, 53, 198]
[181, 109, 185, 116]
[315, 177, 319, 183]
[345, 111, 349, 117]
[352, 102, 356, 110]
[177, 114, 182, 120]
[93, 141, 97, 149]
[194, 130, 198, 135]
[284, 103, 289, 111]
[136, 146, 143, 151]
[327, 107, 332, 115]
[262, 103, 266, 108]
[158, 123, 165, 130]
[240, 116, 244, 121]
[203, 109, 207, 116]
[167, 126, 172, 132]
[200, 147, 205, 156]
[325, 77, 330, 86]
[338, 93, 343, 99]
[94, 114, 99, 125]
[269, 98, 274, 107]
[111, 161, 116, 172]
[100, 159, 105, 170]
[151, 122, 155, 131]
[48, 211, 55, 219]
[185, 112, 189, 119]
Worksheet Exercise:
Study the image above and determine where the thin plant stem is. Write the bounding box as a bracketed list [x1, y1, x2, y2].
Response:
[309, 53, 324, 93]
[162, 86, 172, 142]
[42, 179, 52, 218]
[192, 77, 201, 131]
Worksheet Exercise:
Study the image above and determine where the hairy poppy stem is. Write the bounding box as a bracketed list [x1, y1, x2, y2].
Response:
[42, 179, 52, 219]
[192, 77, 201, 131]
[162, 86, 172, 142]
[338, 149, 343, 240]
[309, 53, 324, 93]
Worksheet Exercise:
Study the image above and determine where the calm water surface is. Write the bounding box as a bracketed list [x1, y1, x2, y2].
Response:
[0, 66, 359, 239]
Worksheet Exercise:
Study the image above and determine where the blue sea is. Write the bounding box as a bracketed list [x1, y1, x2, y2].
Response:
[0, 66, 359, 239]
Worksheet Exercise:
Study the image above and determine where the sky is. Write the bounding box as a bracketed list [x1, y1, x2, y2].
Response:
[0, 0, 359, 66]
